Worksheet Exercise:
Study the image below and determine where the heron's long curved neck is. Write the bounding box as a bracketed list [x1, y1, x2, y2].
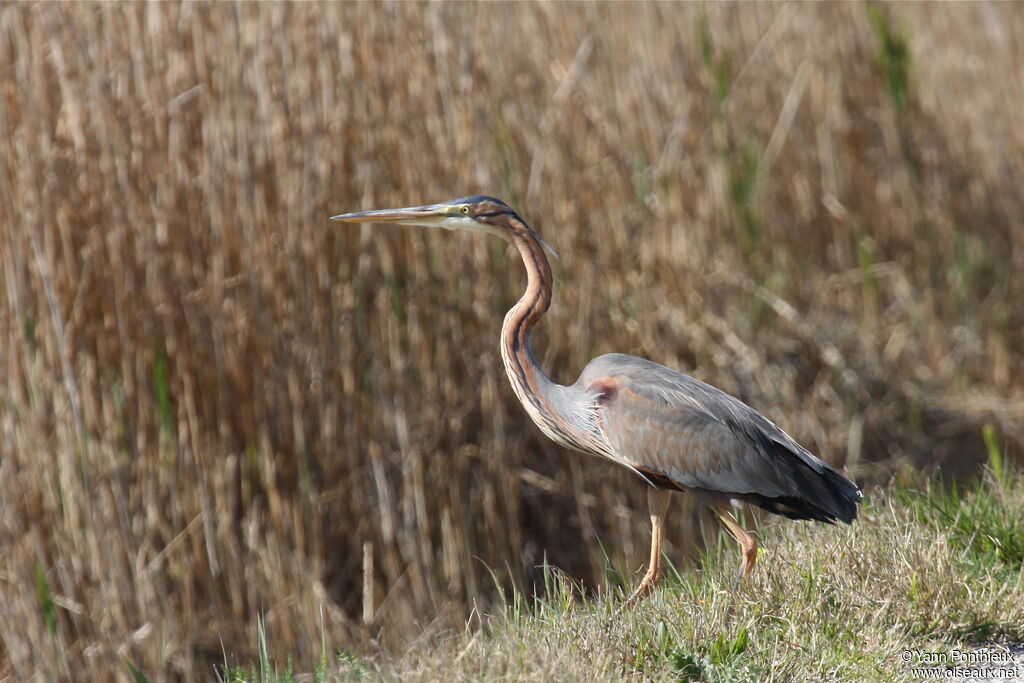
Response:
[499, 218, 559, 415]
[501, 222, 553, 378]
[496, 217, 602, 455]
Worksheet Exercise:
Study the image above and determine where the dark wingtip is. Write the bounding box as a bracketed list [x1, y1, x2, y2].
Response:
[747, 464, 862, 524]
[827, 469, 863, 524]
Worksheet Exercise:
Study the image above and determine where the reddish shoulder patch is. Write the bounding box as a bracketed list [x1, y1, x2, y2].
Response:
[586, 376, 618, 404]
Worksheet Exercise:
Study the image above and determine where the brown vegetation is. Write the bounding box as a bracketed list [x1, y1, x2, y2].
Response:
[0, 3, 1021, 679]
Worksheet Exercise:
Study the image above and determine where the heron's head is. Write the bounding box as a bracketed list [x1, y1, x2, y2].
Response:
[330, 195, 517, 236]
[331, 195, 558, 258]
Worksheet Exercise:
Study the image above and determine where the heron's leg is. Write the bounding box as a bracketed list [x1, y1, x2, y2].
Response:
[626, 487, 673, 604]
[711, 502, 758, 590]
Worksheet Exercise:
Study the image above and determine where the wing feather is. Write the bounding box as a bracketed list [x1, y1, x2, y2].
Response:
[575, 353, 861, 523]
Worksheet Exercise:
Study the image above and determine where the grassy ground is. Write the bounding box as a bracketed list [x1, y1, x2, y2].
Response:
[221, 464, 1024, 682]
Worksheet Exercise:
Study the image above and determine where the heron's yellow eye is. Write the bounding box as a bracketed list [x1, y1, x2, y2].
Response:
[460, 205, 470, 215]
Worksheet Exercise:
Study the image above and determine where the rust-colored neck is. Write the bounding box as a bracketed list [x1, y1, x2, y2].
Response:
[488, 212, 604, 455]
[501, 217, 552, 355]
[491, 214, 561, 429]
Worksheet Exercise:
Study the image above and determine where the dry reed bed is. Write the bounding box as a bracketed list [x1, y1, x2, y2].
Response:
[0, 3, 1021, 680]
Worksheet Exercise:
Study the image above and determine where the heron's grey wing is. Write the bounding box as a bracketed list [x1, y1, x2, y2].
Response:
[577, 354, 861, 523]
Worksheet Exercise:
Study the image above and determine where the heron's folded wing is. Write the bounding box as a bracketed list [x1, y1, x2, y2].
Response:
[597, 378, 797, 499]
[583, 357, 859, 523]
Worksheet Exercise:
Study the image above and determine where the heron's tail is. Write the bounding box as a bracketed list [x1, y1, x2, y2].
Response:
[747, 460, 862, 524]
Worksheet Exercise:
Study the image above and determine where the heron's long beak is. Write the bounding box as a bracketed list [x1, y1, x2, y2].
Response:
[330, 203, 454, 228]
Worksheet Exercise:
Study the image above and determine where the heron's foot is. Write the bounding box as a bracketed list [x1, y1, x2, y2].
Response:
[620, 488, 672, 612]
[731, 568, 745, 593]
[625, 567, 660, 605]
[730, 532, 758, 592]
[711, 503, 758, 593]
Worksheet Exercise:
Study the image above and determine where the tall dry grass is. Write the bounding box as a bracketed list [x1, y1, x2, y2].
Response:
[0, 3, 1021, 679]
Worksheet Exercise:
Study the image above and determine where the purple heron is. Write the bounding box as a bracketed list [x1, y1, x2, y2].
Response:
[332, 196, 861, 601]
